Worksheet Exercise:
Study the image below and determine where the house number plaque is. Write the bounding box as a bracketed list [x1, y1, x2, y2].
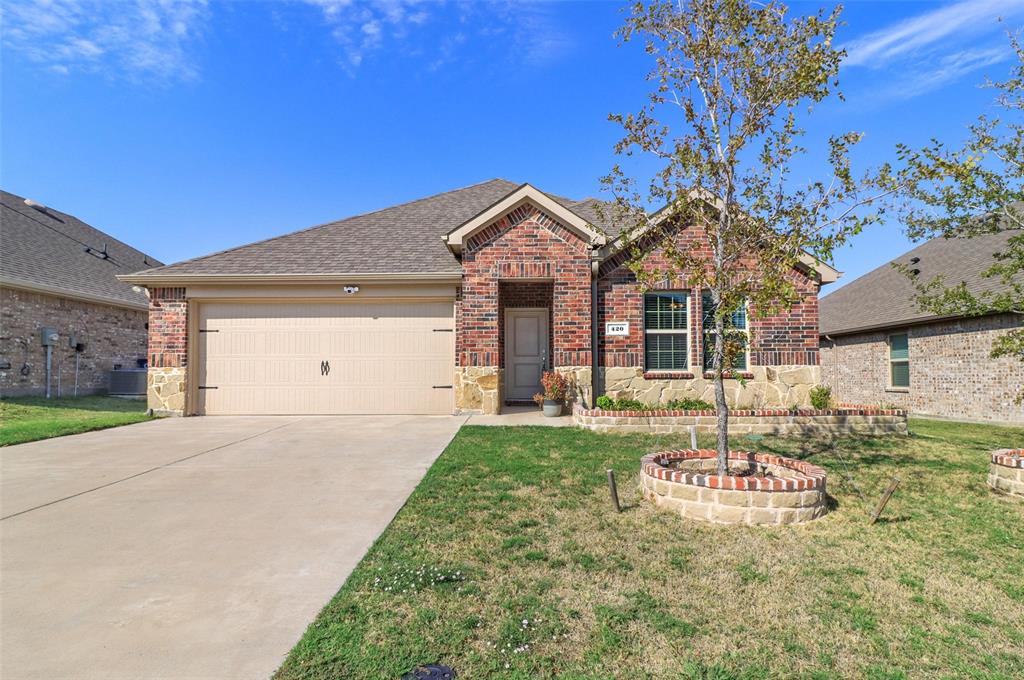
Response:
[606, 322, 630, 336]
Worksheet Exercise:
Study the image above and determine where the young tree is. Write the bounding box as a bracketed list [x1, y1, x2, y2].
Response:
[604, 0, 888, 474]
[880, 33, 1023, 399]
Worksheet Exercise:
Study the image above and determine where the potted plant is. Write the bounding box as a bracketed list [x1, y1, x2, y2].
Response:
[533, 370, 568, 417]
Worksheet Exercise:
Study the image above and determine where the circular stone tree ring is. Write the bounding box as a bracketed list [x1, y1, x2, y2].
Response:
[641, 449, 829, 525]
[988, 449, 1024, 498]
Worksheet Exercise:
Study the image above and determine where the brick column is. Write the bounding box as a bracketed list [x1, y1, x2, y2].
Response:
[147, 287, 188, 415]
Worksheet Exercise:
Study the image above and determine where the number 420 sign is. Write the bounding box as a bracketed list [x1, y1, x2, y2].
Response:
[605, 322, 629, 336]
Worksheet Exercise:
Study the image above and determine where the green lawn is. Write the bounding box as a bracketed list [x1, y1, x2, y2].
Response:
[276, 419, 1023, 680]
[0, 396, 152, 446]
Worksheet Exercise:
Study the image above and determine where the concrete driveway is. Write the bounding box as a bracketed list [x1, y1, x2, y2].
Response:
[0, 415, 466, 680]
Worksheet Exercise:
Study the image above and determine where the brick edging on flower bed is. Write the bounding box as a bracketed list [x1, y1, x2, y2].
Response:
[641, 449, 827, 492]
[574, 403, 908, 436]
[988, 448, 1024, 498]
[640, 449, 829, 524]
[576, 405, 905, 418]
[991, 449, 1024, 468]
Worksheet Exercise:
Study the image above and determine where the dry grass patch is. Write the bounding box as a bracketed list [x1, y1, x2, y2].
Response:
[276, 419, 1023, 680]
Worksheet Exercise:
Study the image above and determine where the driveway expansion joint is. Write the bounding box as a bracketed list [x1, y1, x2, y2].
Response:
[1, 418, 303, 521]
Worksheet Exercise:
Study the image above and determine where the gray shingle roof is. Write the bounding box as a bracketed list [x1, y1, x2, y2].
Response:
[134, 179, 525, 277]
[819, 227, 1022, 336]
[129, 179, 619, 279]
[0, 189, 161, 308]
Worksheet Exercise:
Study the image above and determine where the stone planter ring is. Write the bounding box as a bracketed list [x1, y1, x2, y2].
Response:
[641, 449, 829, 525]
[988, 449, 1023, 498]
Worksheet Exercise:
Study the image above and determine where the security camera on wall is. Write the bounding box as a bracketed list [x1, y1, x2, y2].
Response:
[343, 286, 360, 295]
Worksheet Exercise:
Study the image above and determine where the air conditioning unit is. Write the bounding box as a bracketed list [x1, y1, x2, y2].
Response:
[109, 369, 146, 397]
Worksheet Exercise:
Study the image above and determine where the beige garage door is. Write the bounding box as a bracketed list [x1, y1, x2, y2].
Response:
[196, 301, 454, 415]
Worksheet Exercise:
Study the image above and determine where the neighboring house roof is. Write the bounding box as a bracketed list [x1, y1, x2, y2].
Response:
[819, 228, 1022, 336]
[0, 189, 162, 310]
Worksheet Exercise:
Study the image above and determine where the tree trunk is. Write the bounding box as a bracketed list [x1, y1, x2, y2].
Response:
[713, 310, 729, 475]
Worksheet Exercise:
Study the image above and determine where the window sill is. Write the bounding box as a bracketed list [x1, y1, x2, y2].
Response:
[644, 371, 695, 380]
[704, 371, 754, 380]
[885, 387, 910, 393]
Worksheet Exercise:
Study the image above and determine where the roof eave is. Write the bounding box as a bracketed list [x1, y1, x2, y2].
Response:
[818, 311, 1014, 337]
[116, 271, 464, 286]
[1, 276, 149, 311]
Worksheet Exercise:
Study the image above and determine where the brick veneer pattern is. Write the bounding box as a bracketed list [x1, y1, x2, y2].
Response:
[0, 286, 148, 397]
[457, 205, 592, 368]
[148, 287, 188, 368]
[820, 313, 1024, 423]
[597, 223, 821, 370]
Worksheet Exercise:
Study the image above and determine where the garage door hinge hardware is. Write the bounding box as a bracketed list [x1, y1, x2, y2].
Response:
[198, 386, 218, 390]
[433, 385, 453, 389]
[321, 360, 330, 376]
[433, 328, 454, 332]
[198, 329, 219, 333]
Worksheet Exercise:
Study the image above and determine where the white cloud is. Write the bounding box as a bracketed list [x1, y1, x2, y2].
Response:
[894, 46, 1012, 99]
[841, 0, 1024, 102]
[2, 0, 209, 81]
[301, 0, 572, 73]
[843, 0, 1024, 68]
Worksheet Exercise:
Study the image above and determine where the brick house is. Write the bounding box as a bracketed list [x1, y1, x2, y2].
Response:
[1, 190, 162, 397]
[820, 229, 1023, 424]
[121, 180, 839, 416]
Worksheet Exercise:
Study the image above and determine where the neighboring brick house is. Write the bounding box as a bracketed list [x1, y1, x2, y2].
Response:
[121, 180, 839, 416]
[820, 229, 1023, 424]
[0, 190, 162, 397]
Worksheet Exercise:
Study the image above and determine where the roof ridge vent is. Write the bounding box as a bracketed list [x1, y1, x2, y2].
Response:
[24, 198, 49, 213]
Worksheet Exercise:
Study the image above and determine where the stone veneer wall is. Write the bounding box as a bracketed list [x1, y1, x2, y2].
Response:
[601, 365, 821, 408]
[454, 366, 502, 415]
[147, 287, 188, 416]
[988, 449, 1023, 498]
[820, 313, 1024, 424]
[0, 286, 148, 397]
[575, 404, 908, 436]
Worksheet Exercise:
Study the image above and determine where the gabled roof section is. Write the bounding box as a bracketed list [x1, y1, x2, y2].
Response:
[599, 191, 841, 284]
[443, 183, 608, 255]
[0, 189, 161, 309]
[122, 179, 519, 283]
[820, 227, 1022, 336]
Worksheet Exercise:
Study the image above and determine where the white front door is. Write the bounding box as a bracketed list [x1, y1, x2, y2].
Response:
[504, 308, 549, 402]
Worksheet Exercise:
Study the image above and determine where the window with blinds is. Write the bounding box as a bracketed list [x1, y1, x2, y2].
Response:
[889, 333, 910, 388]
[701, 292, 748, 371]
[644, 292, 689, 371]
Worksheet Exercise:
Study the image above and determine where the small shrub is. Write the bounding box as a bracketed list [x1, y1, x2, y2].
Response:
[664, 398, 715, 411]
[809, 385, 833, 410]
[594, 396, 714, 412]
[540, 371, 569, 402]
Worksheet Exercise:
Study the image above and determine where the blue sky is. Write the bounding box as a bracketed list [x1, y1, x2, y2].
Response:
[2, 0, 1022, 293]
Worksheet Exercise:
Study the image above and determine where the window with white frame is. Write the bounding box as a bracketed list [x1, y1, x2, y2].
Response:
[643, 292, 689, 371]
[889, 333, 910, 388]
[701, 292, 748, 371]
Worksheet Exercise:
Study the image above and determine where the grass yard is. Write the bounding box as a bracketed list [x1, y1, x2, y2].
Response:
[277, 418, 1023, 679]
[0, 396, 152, 446]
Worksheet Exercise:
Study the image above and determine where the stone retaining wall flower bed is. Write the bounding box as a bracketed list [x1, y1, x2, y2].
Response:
[641, 449, 828, 525]
[988, 449, 1023, 498]
[574, 404, 907, 436]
